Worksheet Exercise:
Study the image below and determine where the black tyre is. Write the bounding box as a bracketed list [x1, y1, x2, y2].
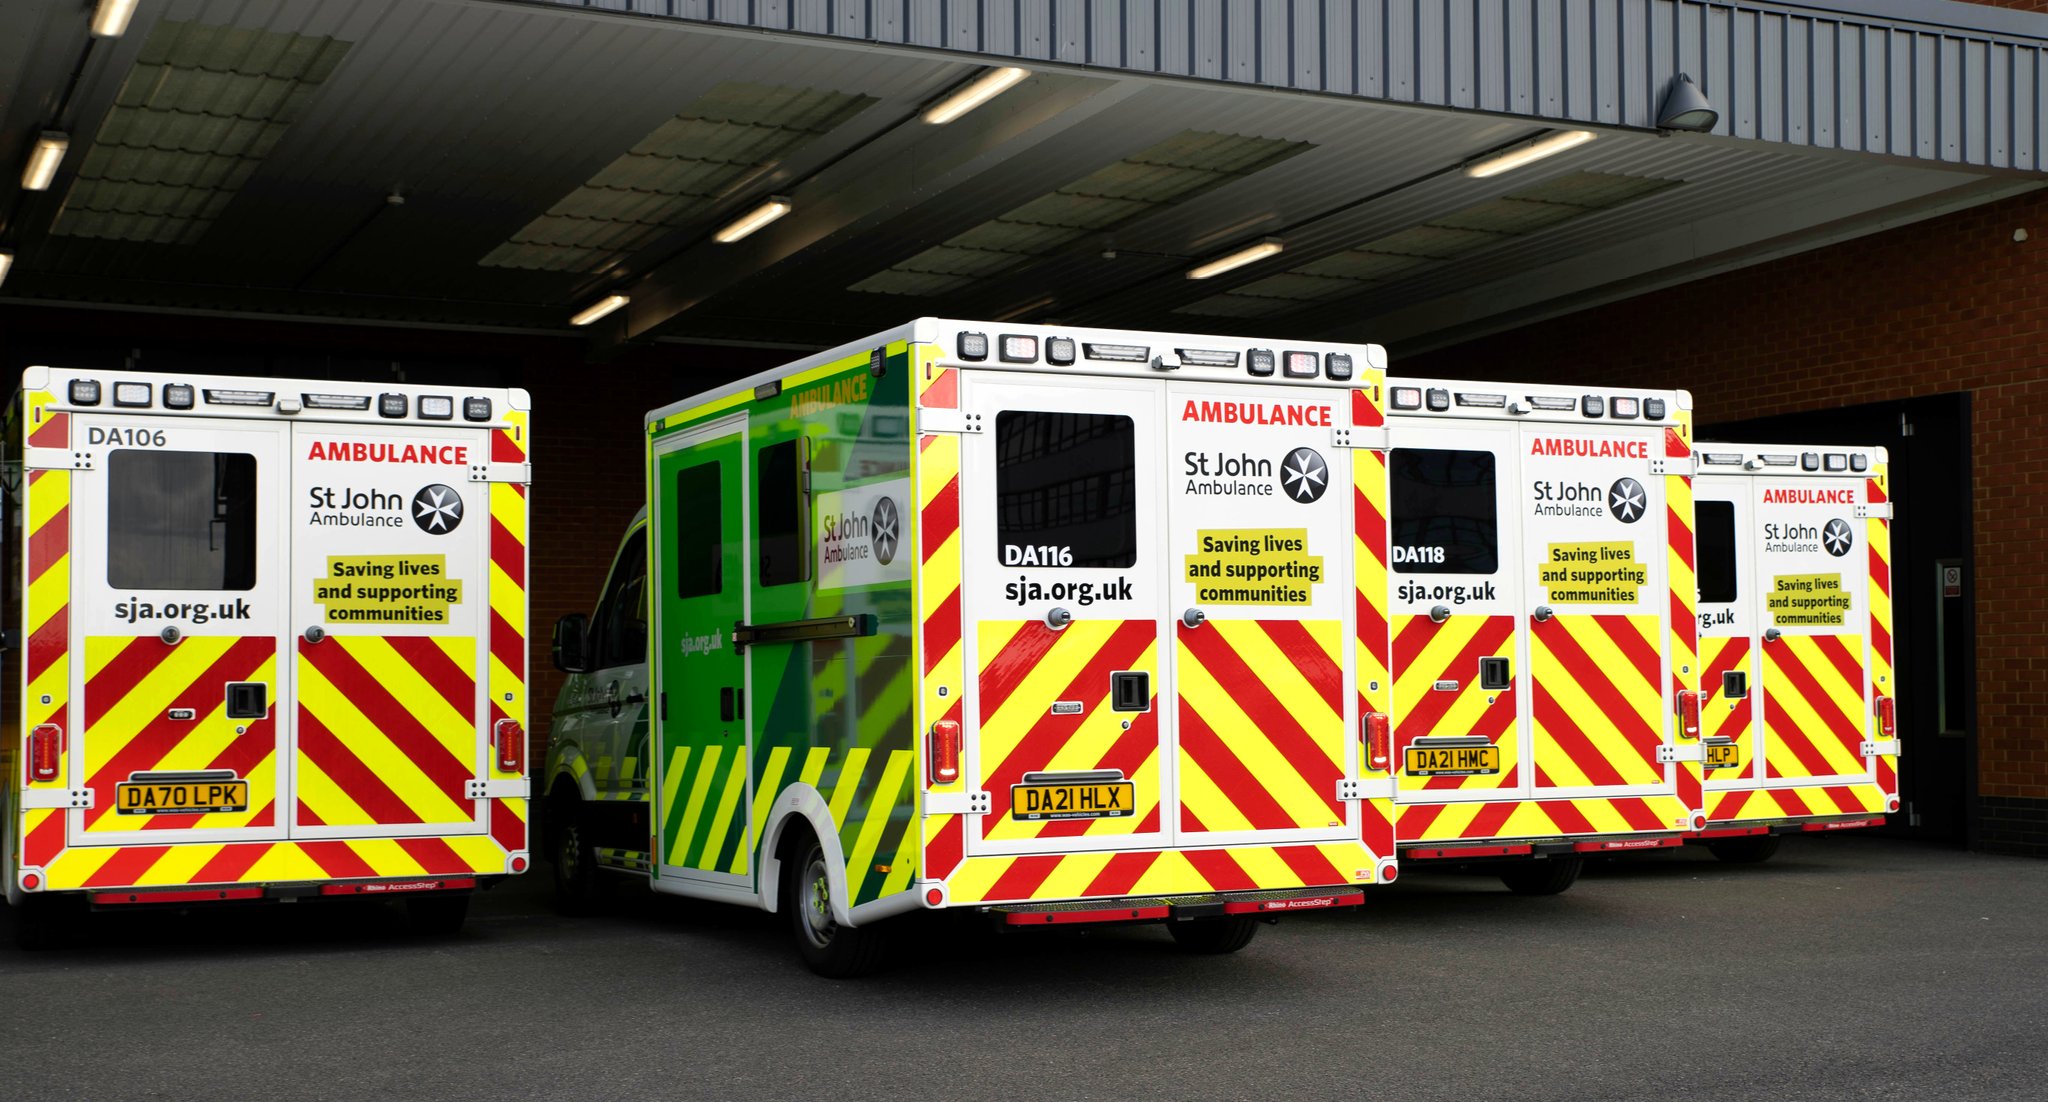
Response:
[1498, 856, 1583, 896]
[1166, 916, 1259, 955]
[1707, 834, 1781, 864]
[549, 793, 602, 915]
[405, 893, 471, 937]
[784, 836, 888, 978]
[12, 894, 82, 951]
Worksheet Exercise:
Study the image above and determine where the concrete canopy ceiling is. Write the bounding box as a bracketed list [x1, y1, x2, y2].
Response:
[2, 0, 2041, 356]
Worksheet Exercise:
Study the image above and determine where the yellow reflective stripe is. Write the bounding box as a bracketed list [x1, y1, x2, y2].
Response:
[843, 749, 912, 900]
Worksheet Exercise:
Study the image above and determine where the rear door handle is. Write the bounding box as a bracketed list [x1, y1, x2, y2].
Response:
[719, 687, 740, 723]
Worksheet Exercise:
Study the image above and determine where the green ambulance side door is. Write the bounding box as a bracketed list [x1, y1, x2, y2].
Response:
[651, 415, 751, 887]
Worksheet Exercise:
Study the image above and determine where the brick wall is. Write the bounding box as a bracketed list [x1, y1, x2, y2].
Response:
[1404, 186, 2048, 840]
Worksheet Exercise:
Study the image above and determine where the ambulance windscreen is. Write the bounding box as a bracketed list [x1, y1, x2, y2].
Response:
[106, 450, 257, 591]
[1695, 500, 1738, 604]
[756, 439, 811, 587]
[595, 528, 649, 669]
[995, 410, 1136, 569]
[1389, 448, 1497, 575]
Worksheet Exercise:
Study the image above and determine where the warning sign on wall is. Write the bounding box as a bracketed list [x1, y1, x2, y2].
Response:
[314, 554, 464, 624]
[1184, 529, 1325, 606]
[1538, 541, 1646, 604]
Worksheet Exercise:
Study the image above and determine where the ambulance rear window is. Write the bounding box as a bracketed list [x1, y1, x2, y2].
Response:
[106, 450, 257, 591]
[1696, 500, 1738, 604]
[1389, 448, 1497, 575]
[675, 461, 722, 599]
[995, 410, 1137, 569]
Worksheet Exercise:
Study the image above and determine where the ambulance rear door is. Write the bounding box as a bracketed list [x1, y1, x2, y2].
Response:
[291, 419, 495, 838]
[66, 410, 292, 845]
[1692, 476, 1760, 787]
[1519, 422, 1673, 801]
[1385, 420, 1526, 804]
[1750, 462, 1872, 785]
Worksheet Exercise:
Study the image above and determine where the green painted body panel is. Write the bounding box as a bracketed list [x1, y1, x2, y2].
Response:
[649, 344, 917, 906]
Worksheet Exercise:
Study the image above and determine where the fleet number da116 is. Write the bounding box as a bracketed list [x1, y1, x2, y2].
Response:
[1004, 544, 1074, 566]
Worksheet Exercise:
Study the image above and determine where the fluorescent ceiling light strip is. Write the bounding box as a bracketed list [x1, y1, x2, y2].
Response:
[1464, 130, 1596, 179]
[570, 294, 629, 326]
[714, 196, 793, 244]
[0, 250, 12, 288]
[1187, 238, 1284, 280]
[91, 0, 140, 37]
[922, 67, 1029, 125]
[21, 132, 68, 191]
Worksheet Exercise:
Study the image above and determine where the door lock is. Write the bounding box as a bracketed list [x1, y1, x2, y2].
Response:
[1429, 605, 1451, 624]
[1182, 608, 1206, 629]
[1532, 605, 1554, 623]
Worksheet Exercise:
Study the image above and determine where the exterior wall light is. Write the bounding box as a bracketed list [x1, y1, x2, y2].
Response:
[1657, 73, 1719, 132]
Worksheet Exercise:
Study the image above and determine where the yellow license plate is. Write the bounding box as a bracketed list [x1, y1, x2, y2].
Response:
[116, 779, 249, 816]
[1011, 782, 1135, 821]
[1706, 743, 1740, 770]
[1404, 744, 1500, 777]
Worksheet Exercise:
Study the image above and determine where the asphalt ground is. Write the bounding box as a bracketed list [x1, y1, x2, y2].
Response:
[2, 835, 2043, 1101]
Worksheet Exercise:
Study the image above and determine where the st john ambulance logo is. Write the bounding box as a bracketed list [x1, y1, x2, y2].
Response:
[412, 484, 463, 533]
[1281, 447, 1329, 503]
[870, 495, 900, 566]
[1607, 477, 1646, 524]
[1823, 517, 1854, 557]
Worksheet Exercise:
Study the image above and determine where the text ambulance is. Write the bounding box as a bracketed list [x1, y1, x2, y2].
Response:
[546, 319, 1397, 976]
[3, 368, 531, 947]
[1688, 443, 1897, 861]
[1380, 379, 1706, 893]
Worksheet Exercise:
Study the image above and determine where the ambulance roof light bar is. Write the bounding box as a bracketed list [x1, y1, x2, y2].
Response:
[302, 393, 372, 411]
[204, 388, 274, 406]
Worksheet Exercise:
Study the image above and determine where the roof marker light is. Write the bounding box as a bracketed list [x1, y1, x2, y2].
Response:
[302, 393, 371, 411]
[162, 384, 194, 410]
[1246, 349, 1276, 377]
[68, 379, 101, 406]
[922, 67, 1030, 125]
[1282, 351, 1318, 378]
[1801, 452, 1821, 471]
[204, 388, 274, 406]
[1824, 453, 1849, 472]
[464, 397, 493, 422]
[1390, 387, 1423, 410]
[1464, 129, 1596, 178]
[998, 334, 1038, 363]
[21, 132, 68, 191]
[1610, 396, 1640, 419]
[1581, 395, 1606, 418]
[112, 382, 152, 408]
[1045, 337, 1077, 365]
[1643, 398, 1668, 419]
[957, 332, 988, 360]
[1325, 353, 1354, 381]
[378, 393, 409, 419]
[570, 294, 628, 327]
[1425, 388, 1451, 412]
[1851, 454, 1869, 472]
[1188, 238, 1283, 280]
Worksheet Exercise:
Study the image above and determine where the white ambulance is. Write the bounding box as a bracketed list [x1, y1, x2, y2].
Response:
[3, 367, 532, 947]
[1689, 442, 1898, 859]
[1381, 379, 1707, 892]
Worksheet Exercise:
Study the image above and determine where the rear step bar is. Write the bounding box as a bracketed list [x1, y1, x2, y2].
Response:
[90, 877, 477, 907]
[994, 886, 1364, 926]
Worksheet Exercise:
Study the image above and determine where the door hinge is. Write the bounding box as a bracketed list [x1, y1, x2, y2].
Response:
[1649, 456, 1695, 477]
[1331, 426, 1390, 450]
[18, 787, 94, 810]
[918, 409, 984, 435]
[468, 460, 531, 484]
[924, 790, 991, 816]
[1337, 779, 1364, 801]
[1854, 503, 1893, 520]
[1657, 744, 1705, 763]
[1861, 739, 1902, 757]
[467, 778, 530, 800]
[25, 447, 90, 471]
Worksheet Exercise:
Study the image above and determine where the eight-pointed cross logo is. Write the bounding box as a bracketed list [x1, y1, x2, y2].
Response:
[870, 495, 900, 566]
[1281, 447, 1329, 503]
[412, 484, 463, 534]
[1607, 477, 1646, 524]
[1823, 518, 1854, 557]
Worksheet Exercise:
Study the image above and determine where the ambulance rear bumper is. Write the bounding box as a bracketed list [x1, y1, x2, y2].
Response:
[86, 876, 488, 909]
[993, 886, 1364, 926]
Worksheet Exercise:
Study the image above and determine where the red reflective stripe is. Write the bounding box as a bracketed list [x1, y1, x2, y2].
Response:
[490, 799, 525, 853]
[81, 636, 176, 730]
[492, 426, 525, 463]
[1175, 702, 1301, 832]
[397, 836, 469, 875]
[922, 370, 958, 409]
[1711, 788, 1754, 822]
[1273, 844, 1349, 887]
[1081, 851, 1161, 898]
[982, 855, 1062, 903]
[1392, 616, 1515, 742]
[302, 641, 474, 802]
[28, 504, 68, 582]
[1181, 621, 1342, 804]
[82, 636, 276, 828]
[1775, 789, 1813, 817]
[29, 411, 69, 448]
[923, 814, 963, 881]
[1531, 678, 1632, 788]
[23, 811, 64, 866]
[1396, 802, 1447, 843]
[300, 840, 380, 880]
[1182, 846, 1256, 892]
[1256, 619, 1345, 716]
[83, 845, 173, 889]
[384, 635, 478, 721]
[1458, 800, 1518, 841]
[975, 622, 1066, 722]
[1808, 635, 1866, 706]
[1609, 798, 1666, 832]
[921, 475, 959, 563]
[1351, 387, 1382, 428]
[1667, 505, 1695, 571]
[1664, 427, 1689, 458]
[25, 607, 68, 689]
[192, 842, 272, 886]
[921, 588, 962, 675]
[295, 709, 422, 824]
[1539, 798, 1598, 836]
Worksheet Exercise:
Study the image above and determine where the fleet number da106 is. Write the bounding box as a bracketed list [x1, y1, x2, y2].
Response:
[88, 427, 166, 447]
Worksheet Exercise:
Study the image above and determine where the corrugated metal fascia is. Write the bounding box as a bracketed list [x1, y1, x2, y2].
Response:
[524, 0, 2047, 172]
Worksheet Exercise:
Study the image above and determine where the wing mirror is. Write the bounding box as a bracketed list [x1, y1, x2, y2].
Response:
[551, 613, 590, 673]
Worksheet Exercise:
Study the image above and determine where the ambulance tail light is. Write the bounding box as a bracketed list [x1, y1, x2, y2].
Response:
[1877, 695, 1896, 738]
[928, 720, 962, 786]
[1364, 712, 1390, 771]
[1677, 690, 1702, 739]
[28, 724, 62, 783]
[493, 719, 525, 774]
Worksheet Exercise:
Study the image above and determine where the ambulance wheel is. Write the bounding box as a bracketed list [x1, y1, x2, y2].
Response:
[1707, 835, 1781, 864]
[785, 837, 888, 979]
[1167, 916, 1259, 954]
[12, 894, 81, 951]
[1498, 856, 1583, 896]
[549, 795, 602, 915]
[405, 893, 470, 937]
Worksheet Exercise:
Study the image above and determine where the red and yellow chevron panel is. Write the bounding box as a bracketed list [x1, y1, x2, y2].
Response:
[1176, 619, 1345, 833]
[294, 635, 478, 828]
[945, 840, 1370, 905]
[487, 413, 531, 855]
[914, 348, 967, 883]
[1353, 442, 1394, 859]
[1708, 783, 1884, 823]
[1701, 635, 1754, 778]
[1665, 423, 1703, 813]
[79, 635, 280, 835]
[39, 834, 513, 892]
[1761, 634, 1865, 780]
[1400, 793, 1688, 843]
[1530, 614, 1664, 788]
[1867, 466, 1899, 800]
[17, 394, 73, 876]
[1392, 613, 1518, 793]
[977, 619, 1162, 842]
